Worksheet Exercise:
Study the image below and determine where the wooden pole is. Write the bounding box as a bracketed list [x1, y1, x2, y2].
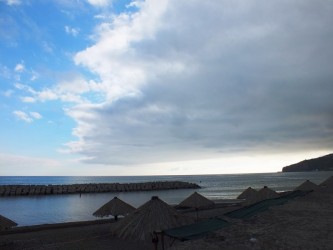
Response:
[161, 232, 165, 250]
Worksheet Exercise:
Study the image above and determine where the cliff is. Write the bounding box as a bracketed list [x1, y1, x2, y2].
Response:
[282, 153, 333, 172]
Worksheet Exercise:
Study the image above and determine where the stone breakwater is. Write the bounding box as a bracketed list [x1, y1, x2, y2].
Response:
[0, 181, 200, 196]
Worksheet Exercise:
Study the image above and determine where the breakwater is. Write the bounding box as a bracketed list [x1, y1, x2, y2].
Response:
[0, 181, 200, 196]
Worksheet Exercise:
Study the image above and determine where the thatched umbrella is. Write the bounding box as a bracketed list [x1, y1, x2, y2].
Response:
[294, 180, 319, 191]
[178, 192, 214, 220]
[0, 214, 17, 231]
[237, 187, 258, 200]
[93, 196, 135, 221]
[320, 176, 333, 193]
[255, 186, 279, 202]
[320, 176, 333, 187]
[179, 192, 214, 209]
[113, 196, 194, 242]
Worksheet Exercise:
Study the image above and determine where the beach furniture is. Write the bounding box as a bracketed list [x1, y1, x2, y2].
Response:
[0, 214, 17, 231]
[294, 180, 319, 191]
[179, 192, 215, 209]
[320, 176, 333, 187]
[93, 196, 135, 221]
[255, 186, 279, 202]
[237, 187, 258, 200]
[178, 192, 215, 220]
[113, 196, 194, 242]
[225, 190, 310, 219]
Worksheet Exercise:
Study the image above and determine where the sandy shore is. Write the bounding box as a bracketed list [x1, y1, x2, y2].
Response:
[170, 186, 333, 250]
[0, 220, 150, 250]
[1, 186, 332, 249]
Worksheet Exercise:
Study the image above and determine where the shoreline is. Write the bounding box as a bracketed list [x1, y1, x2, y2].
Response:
[1, 178, 332, 250]
[0, 199, 241, 233]
[0, 218, 115, 236]
[0, 181, 200, 196]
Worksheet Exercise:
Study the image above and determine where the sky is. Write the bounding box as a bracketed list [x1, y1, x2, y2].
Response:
[1, 0, 333, 176]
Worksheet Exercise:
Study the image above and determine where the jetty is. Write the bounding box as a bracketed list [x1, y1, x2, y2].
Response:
[0, 181, 200, 196]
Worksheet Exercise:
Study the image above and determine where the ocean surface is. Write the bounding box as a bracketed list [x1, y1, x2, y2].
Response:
[0, 172, 332, 226]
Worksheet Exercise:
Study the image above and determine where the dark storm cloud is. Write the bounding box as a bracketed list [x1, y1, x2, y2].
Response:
[69, 0, 333, 165]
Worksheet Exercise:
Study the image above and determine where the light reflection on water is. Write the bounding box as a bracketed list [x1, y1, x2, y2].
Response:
[0, 189, 195, 226]
[0, 172, 332, 226]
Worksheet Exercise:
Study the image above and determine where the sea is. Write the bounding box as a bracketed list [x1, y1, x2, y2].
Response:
[0, 172, 332, 226]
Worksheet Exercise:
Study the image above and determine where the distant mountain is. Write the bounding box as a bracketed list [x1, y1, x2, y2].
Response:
[282, 153, 333, 172]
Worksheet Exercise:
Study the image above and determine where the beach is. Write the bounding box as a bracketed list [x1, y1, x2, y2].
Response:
[1, 172, 331, 226]
[1, 179, 332, 249]
[170, 181, 333, 250]
[0, 220, 149, 250]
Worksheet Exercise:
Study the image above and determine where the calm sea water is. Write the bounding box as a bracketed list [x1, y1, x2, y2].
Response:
[0, 172, 332, 226]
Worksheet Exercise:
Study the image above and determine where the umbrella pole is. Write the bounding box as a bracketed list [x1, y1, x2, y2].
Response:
[152, 232, 158, 250]
[161, 233, 165, 250]
[196, 208, 198, 221]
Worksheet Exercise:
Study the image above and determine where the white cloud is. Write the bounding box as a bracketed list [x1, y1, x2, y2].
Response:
[13, 110, 33, 123]
[30, 112, 42, 120]
[7, 0, 330, 171]
[63, 0, 333, 168]
[56, 75, 90, 94]
[4, 0, 21, 6]
[65, 25, 80, 37]
[74, 0, 169, 102]
[14, 63, 25, 72]
[37, 89, 59, 101]
[86, 0, 110, 8]
[14, 73, 104, 105]
[30, 71, 39, 81]
[0, 153, 64, 175]
[21, 96, 36, 103]
[14, 83, 36, 94]
[13, 110, 42, 123]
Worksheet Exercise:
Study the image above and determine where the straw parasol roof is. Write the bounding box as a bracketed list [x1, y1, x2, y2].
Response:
[294, 180, 319, 191]
[255, 186, 279, 202]
[178, 192, 214, 209]
[0, 214, 17, 231]
[113, 196, 194, 241]
[320, 176, 333, 187]
[93, 197, 135, 218]
[237, 187, 258, 200]
[320, 176, 333, 193]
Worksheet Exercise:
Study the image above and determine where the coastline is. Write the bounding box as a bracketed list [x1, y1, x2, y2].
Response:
[1, 175, 332, 249]
[1, 188, 332, 249]
[1, 172, 332, 227]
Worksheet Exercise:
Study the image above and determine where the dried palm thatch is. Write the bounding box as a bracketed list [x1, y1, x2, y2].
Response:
[113, 196, 194, 241]
[0, 214, 17, 231]
[237, 187, 258, 200]
[178, 192, 214, 209]
[255, 186, 279, 202]
[320, 176, 333, 187]
[93, 197, 135, 220]
[294, 180, 319, 191]
[320, 176, 333, 193]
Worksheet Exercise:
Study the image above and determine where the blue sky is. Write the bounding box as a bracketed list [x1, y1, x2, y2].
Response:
[1, 0, 333, 176]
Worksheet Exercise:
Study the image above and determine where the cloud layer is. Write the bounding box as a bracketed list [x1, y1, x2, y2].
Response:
[23, 1, 333, 166]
